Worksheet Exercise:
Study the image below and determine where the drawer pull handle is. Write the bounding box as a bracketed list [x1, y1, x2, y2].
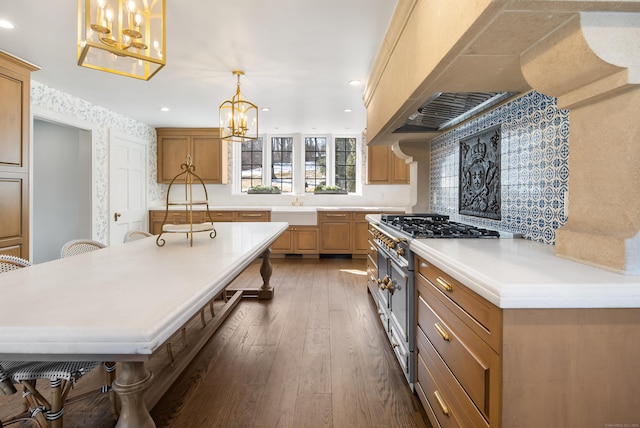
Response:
[326, 213, 347, 217]
[434, 322, 451, 342]
[433, 390, 450, 416]
[241, 213, 263, 217]
[436, 276, 453, 292]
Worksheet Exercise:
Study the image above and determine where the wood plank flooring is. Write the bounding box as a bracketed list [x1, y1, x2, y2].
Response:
[1, 257, 431, 428]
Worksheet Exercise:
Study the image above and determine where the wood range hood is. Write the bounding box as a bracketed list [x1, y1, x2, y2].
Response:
[364, 0, 640, 274]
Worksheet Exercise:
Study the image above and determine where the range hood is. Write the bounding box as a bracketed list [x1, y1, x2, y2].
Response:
[394, 92, 517, 133]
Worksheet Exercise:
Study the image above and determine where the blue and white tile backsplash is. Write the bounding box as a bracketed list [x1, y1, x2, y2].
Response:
[430, 91, 569, 244]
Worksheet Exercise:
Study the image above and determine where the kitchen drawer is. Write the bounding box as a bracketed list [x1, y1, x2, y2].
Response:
[390, 324, 409, 375]
[367, 264, 377, 287]
[318, 211, 352, 221]
[209, 210, 234, 221]
[415, 256, 502, 351]
[416, 326, 489, 428]
[234, 211, 270, 222]
[417, 278, 500, 423]
[367, 239, 378, 265]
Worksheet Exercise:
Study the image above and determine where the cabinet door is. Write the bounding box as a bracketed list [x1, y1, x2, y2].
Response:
[157, 134, 189, 182]
[319, 212, 352, 253]
[0, 53, 34, 259]
[367, 145, 409, 184]
[367, 145, 391, 184]
[392, 152, 409, 184]
[353, 218, 370, 254]
[294, 227, 318, 253]
[271, 228, 293, 253]
[192, 134, 223, 183]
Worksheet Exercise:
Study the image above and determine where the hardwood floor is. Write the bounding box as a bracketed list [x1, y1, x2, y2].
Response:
[0, 258, 431, 428]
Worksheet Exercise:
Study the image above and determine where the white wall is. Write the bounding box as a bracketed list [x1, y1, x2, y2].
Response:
[33, 120, 92, 263]
[30, 81, 158, 245]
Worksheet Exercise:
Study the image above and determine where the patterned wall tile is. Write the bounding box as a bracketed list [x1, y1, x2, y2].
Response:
[429, 91, 569, 244]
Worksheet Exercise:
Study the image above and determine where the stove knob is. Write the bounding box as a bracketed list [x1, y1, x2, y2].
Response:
[396, 247, 405, 257]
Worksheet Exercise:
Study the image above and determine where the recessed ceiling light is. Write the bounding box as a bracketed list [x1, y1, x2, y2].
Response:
[261, 107, 270, 112]
[159, 107, 170, 112]
[348, 80, 361, 86]
[0, 20, 16, 29]
[344, 108, 353, 113]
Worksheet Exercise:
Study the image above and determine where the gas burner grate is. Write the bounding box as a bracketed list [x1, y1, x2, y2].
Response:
[380, 213, 499, 239]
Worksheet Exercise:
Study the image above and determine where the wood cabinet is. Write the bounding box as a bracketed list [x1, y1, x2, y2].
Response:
[320, 211, 403, 255]
[149, 210, 269, 234]
[156, 128, 228, 184]
[318, 211, 352, 254]
[149, 210, 206, 235]
[415, 257, 501, 428]
[414, 253, 640, 428]
[271, 226, 318, 254]
[0, 52, 38, 259]
[367, 144, 409, 184]
[352, 212, 370, 255]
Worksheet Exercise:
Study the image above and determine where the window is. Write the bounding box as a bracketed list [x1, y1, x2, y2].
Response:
[240, 138, 263, 192]
[304, 137, 326, 192]
[335, 137, 356, 192]
[271, 137, 293, 193]
[237, 134, 360, 194]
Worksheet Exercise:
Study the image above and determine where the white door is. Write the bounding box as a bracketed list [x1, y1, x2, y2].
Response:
[109, 131, 148, 246]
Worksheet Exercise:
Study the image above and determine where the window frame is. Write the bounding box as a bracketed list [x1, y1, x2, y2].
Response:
[234, 133, 361, 195]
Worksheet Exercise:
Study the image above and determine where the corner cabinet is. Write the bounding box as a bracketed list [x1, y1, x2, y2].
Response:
[0, 52, 38, 259]
[156, 128, 228, 184]
[367, 145, 409, 184]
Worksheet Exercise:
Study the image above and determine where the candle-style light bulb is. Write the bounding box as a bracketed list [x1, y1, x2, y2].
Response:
[105, 5, 113, 23]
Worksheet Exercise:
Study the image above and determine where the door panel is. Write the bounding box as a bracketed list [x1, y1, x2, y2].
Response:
[109, 131, 147, 245]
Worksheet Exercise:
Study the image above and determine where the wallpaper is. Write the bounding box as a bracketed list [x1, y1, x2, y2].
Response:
[430, 91, 570, 244]
[30, 81, 161, 244]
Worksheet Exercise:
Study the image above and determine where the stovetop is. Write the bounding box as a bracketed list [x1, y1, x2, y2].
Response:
[380, 213, 500, 239]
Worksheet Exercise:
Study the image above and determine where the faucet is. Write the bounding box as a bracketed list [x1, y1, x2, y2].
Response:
[291, 196, 304, 206]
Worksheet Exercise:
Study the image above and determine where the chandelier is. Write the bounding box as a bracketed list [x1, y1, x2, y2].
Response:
[78, 0, 166, 80]
[219, 70, 258, 142]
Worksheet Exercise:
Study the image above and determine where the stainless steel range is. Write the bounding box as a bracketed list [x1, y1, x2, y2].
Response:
[368, 213, 500, 389]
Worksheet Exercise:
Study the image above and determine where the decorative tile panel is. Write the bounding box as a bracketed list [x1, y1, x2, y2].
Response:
[430, 91, 569, 244]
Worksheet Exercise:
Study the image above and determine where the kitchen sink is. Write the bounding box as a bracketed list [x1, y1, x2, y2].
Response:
[270, 206, 317, 225]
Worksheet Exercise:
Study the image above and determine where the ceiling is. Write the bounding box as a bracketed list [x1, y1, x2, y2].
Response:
[0, 0, 397, 134]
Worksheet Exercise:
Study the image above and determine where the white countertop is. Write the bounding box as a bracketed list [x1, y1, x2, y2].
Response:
[0, 222, 288, 360]
[366, 214, 640, 309]
[150, 205, 405, 212]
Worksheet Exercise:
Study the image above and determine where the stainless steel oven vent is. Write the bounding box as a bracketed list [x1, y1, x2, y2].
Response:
[394, 91, 517, 133]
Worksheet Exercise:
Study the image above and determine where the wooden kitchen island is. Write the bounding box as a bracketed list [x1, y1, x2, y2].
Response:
[0, 222, 288, 428]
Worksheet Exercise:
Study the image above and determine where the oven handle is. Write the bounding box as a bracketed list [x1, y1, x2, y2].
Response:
[370, 223, 406, 243]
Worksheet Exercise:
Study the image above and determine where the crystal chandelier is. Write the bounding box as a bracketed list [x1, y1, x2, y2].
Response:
[219, 70, 258, 142]
[77, 0, 166, 80]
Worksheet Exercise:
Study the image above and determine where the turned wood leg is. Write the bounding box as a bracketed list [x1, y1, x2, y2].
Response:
[105, 361, 120, 419]
[257, 248, 274, 299]
[112, 362, 155, 428]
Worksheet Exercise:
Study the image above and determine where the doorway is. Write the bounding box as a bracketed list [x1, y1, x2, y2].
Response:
[32, 119, 92, 263]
